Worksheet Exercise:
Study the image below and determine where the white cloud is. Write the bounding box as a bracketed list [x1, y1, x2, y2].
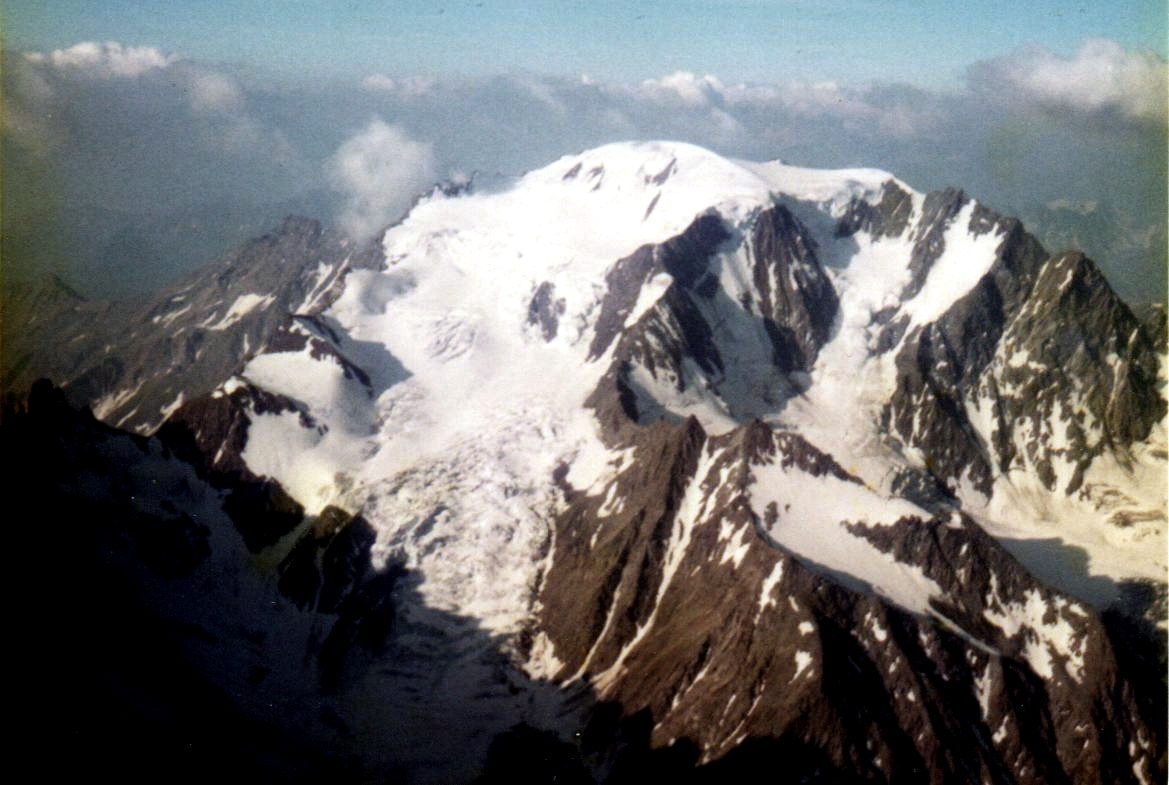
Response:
[635, 44, 1166, 130]
[360, 73, 439, 96]
[510, 73, 571, 114]
[361, 73, 398, 91]
[971, 39, 1167, 122]
[638, 71, 727, 106]
[178, 68, 300, 159]
[776, 82, 854, 113]
[326, 119, 437, 238]
[26, 41, 176, 78]
[630, 72, 909, 129]
[187, 71, 244, 114]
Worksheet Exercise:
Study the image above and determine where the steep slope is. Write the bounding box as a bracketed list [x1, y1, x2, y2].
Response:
[9, 141, 1165, 783]
[2, 216, 383, 434]
[539, 419, 1158, 784]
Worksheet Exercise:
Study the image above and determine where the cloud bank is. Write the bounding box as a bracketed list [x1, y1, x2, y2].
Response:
[969, 38, 1167, 122]
[4, 38, 1165, 300]
[24, 41, 176, 78]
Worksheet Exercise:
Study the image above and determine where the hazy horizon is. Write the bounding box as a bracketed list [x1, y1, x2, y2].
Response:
[3, 1, 1166, 301]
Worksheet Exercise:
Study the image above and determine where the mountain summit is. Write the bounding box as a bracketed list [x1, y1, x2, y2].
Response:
[6, 141, 1165, 783]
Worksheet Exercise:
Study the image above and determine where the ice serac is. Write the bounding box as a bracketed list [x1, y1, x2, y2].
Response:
[7, 141, 1165, 783]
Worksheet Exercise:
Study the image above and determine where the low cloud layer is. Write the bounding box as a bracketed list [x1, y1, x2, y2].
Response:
[969, 38, 1167, 122]
[326, 119, 436, 239]
[4, 38, 1165, 300]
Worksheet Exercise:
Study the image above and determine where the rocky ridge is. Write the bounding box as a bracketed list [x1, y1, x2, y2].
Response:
[2, 216, 383, 434]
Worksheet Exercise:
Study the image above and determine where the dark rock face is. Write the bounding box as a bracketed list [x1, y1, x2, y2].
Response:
[588, 207, 838, 432]
[528, 281, 567, 341]
[4, 384, 334, 777]
[883, 218, 1164, 495]
[902, 188, 971, 301]
[836, 180, 916, 239]
[586, 214, 734, 433]
[279, 506, 376, 612]
[537, 180, 1166, 775]
[889, 466, 958, 516]
[1132, 303, 1167, 354]
[850, 514, 1165, 785]
[274, 502, 408, 685]
[560, 194, 1162, 784]
[155, 382, 308, 551]
[538, 415, 1163, 784]
[980, 253, 1163, 486]
[589, 212, 732, 362]
[749, 205, 840, 370]
[2, 275, 120, 396]
[540, 416, 708, 667]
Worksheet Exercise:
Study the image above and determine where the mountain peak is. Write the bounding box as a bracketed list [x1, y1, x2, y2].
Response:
[532, 140, 906, 218]
[7, 144, 1165, 783]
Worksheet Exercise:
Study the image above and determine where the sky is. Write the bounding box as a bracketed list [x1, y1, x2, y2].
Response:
[2, 1, 1167, 300]
[5, 1, 1166, 86]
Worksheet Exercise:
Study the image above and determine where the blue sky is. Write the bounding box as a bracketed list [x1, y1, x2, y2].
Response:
[5, 0, 1167, 87]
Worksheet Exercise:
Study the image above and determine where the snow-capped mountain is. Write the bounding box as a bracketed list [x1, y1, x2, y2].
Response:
[6, 141, 1165, 783]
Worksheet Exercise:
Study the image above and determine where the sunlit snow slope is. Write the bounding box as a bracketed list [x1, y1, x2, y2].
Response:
[218, 141, 1163, 630]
